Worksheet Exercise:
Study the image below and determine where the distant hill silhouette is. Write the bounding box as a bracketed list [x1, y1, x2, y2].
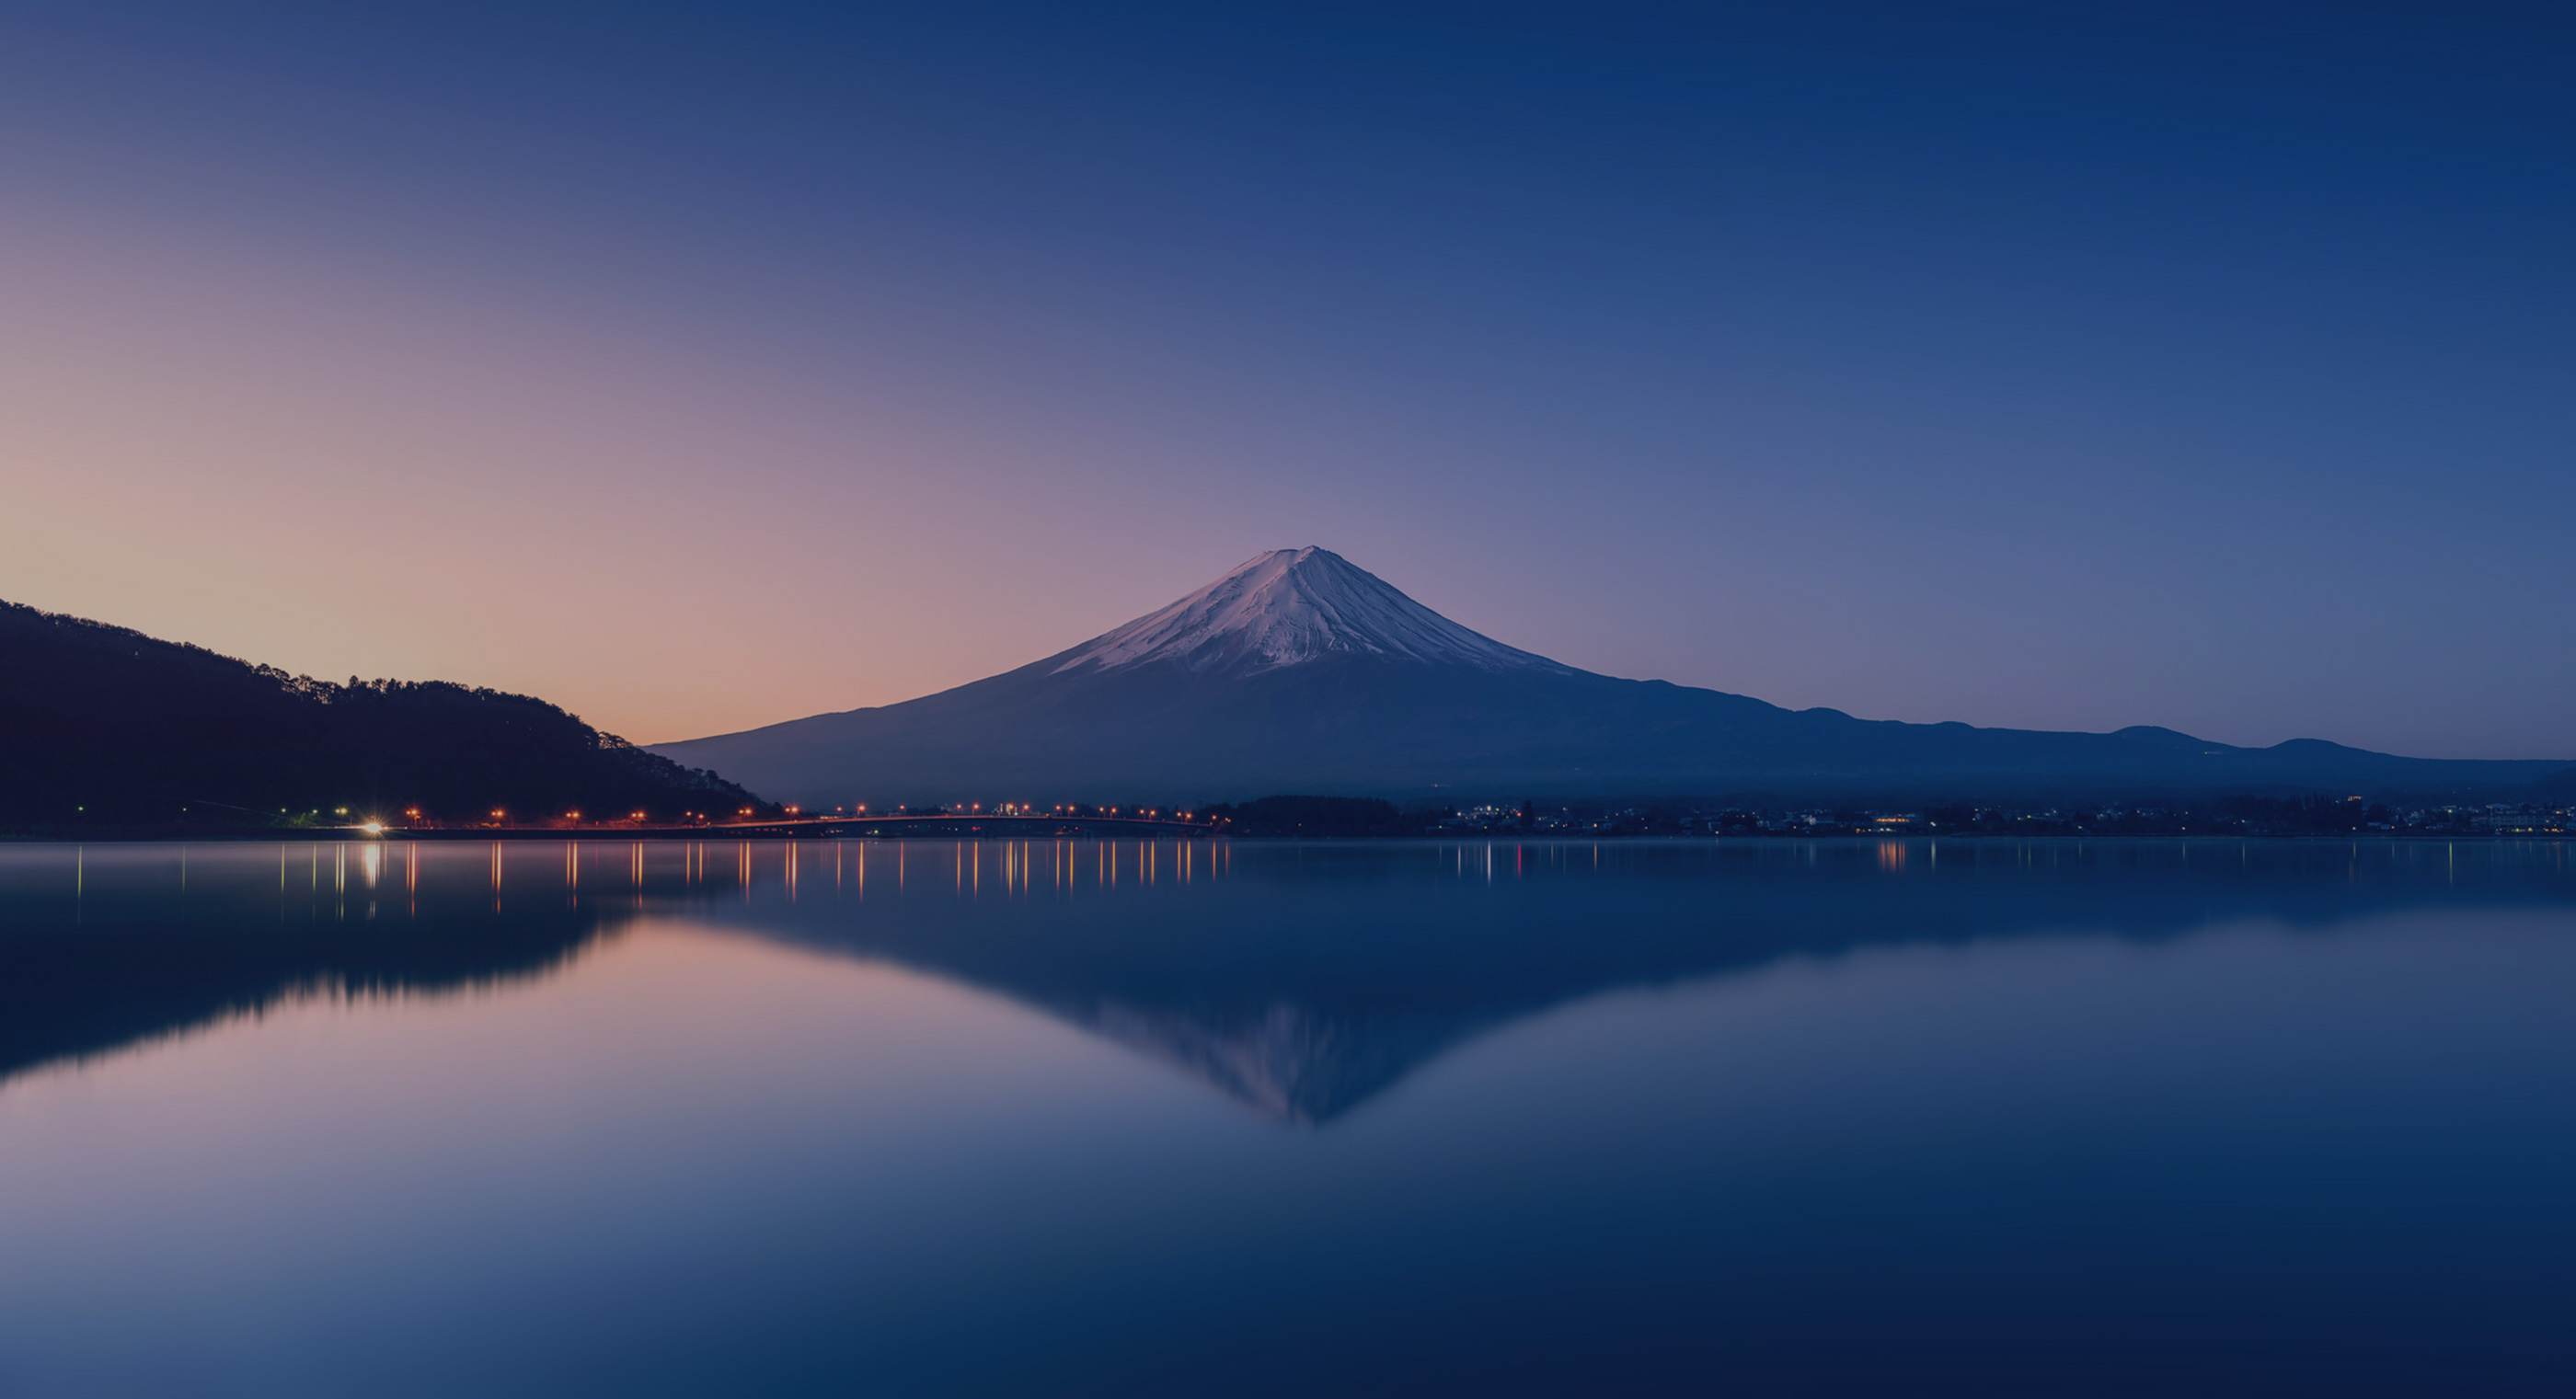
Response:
[654, 548, 2570, 807]
[2530, 767, 2576, 803]
[1206, 795, 1406, 837]
[0, 600, 768, 827]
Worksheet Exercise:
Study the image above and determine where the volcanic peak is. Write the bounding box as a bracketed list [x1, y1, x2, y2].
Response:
[1050, 547, 1570, 677]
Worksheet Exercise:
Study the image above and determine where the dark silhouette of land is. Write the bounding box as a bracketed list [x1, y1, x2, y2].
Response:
[0, 600, 771, 831]
[1204, 795, 1406, 836]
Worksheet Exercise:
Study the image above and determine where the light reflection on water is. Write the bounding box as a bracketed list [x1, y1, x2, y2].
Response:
[0, 838, 2572, 1396]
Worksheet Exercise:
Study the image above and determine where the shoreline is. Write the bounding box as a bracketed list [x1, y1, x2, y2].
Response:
[6, 830, 2565, 844]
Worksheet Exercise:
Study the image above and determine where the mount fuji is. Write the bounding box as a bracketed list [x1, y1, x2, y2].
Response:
[652, 548, 2565, 807]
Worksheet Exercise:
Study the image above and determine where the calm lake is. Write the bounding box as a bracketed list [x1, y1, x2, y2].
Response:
[2, 837, 2571, 1396]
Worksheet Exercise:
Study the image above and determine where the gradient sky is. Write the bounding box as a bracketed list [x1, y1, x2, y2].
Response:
[1, 1, 2568, 756]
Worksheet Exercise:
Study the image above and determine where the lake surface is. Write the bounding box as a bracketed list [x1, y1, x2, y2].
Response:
[2, 837, 2571, 1396]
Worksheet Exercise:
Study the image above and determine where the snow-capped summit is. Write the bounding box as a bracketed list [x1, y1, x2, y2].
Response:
[1050, 547, 1570, 677]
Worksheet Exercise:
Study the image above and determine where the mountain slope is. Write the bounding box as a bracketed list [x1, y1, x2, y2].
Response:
[652, 548, 2567, 806]
[0, 600, 767, 826]
[1052, 546, 1570, 677]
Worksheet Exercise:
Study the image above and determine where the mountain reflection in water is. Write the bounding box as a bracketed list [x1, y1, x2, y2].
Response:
[7, 838, 2570, 1122]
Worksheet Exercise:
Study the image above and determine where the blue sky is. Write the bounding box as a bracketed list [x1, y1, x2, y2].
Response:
[0, 1, 2567, 754]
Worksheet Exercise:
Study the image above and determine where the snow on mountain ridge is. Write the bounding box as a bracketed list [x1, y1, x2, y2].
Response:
[1052, 547, 1571, 677]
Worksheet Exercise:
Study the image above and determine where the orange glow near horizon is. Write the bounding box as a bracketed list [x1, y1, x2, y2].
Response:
[0, 208, 1284, 749]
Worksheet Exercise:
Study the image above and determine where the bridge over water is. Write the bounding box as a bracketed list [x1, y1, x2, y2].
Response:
[379, 814, 1222, 841]
[717, 813, 1220, 840]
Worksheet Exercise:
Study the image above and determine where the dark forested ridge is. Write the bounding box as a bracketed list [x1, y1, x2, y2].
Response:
[1205, 795, 1406, 837]
[0, 601, 770, 828]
